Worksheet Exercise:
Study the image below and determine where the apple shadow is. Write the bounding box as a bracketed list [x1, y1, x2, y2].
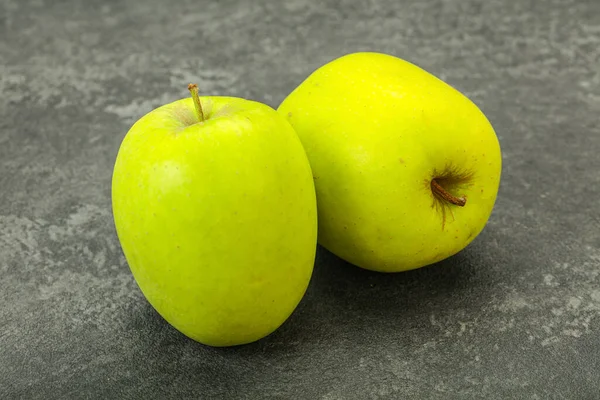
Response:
[311, 243, 493, 307]
[214, 236, 500, 358]
[254, 235, 504, 348]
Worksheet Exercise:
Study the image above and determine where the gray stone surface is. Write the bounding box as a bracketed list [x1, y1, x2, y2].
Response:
[1, 0, 599, 398]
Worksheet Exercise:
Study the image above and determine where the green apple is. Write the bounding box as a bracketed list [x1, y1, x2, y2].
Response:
[278, 52, 502, 273]
[112, 84, 317, 346]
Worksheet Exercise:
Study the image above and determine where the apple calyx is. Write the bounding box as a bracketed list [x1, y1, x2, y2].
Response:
[187, 83, 205, 122]
[431, 179, 466, 207]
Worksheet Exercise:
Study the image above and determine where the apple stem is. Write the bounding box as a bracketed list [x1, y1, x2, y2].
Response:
[187, 83, 205, 122]
[431, 179, 466, 207]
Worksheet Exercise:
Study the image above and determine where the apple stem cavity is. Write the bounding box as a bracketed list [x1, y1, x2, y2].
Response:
[431, 179, 466, 207]
[187, 83, 205, 122]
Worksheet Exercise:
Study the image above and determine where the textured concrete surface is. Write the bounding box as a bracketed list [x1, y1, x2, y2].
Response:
[1, 0, 600, 398]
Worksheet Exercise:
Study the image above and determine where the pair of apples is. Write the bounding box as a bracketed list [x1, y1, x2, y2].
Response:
[112, 52, 502, 347]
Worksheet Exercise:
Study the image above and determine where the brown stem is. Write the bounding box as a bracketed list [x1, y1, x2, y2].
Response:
[187, 83, 205, 122]
[431, 179, 466, 207]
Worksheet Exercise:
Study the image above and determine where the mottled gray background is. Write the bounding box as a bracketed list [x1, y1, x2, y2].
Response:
[1, 0, 599, 398]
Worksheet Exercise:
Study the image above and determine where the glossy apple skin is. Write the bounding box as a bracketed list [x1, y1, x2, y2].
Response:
[278, 52, 502, 272]
[112, 96, 317, 346]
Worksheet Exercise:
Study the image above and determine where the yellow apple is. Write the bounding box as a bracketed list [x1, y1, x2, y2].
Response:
[278, 52, 502, 272]
[112, 85, 317, 346]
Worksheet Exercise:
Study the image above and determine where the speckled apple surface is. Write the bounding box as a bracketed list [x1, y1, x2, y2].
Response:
[1, 0, 599, 398]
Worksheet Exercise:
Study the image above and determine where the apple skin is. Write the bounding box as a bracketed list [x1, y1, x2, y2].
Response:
[112, 96, 317, 346]
[278, 52, 502, 272]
